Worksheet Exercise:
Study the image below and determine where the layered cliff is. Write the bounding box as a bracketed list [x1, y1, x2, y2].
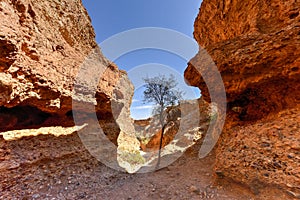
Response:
[185, 0, 300, 196]
[0, 0, 125, 143]
[185, 0, 300, 120]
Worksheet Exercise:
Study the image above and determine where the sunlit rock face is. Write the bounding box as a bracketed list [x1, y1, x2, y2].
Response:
[184, 0, 300, 194]
[0, 0, 210, 174]
[138, 98, 211, 152]
[0, 0, 96, 113]
[0, 0, 126, 144]
[112, 74, 144, 173]
[185, 0, 300, 120]
[0, 0, 140, 173]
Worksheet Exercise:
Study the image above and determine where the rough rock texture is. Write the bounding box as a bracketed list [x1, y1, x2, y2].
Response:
[0, 0, 152, 174]
[184, 0, 300, 195]
[0, 0, 127, 143]
[217, 107, 300, 197]
[113, 75, 144, 173]
[0, 0, 95, 113]
[2, 132, 295, 200]
[194, 0, 300, 48]
[139, 98, 211, 152]
[141, 121, 179, 152]
[185, 0, 300, 120]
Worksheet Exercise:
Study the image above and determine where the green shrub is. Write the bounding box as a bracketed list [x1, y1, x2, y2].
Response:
[121, 150, 145, 165]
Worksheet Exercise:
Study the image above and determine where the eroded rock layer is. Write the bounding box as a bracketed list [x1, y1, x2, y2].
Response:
[0, 0, 126, 142]
[185, 0, 300, 120]
[184, 0, 300, 195]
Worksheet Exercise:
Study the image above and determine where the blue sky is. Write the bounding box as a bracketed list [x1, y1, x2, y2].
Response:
[82, 0, 202, 119]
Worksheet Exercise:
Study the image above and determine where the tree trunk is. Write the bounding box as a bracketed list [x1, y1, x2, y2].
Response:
[156, 109, 165, 169]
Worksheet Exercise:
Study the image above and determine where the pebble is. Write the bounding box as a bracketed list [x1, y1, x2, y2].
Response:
[287, 190, 300, 198]
[215, 171, 225, 178]
[78, 193, 86, 198]
[273, 125, 282, 130]
[32, 194, 40, 199]
[189, 185, 198, 193]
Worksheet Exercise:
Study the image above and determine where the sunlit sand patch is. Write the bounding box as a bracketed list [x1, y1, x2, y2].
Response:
[0, 124, 88, 141]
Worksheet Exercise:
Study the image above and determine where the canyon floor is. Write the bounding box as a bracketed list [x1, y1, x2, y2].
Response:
[0, 136, 295, 200]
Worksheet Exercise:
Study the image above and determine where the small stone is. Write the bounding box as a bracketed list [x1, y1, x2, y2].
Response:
[287, 190, 300, 198]
[190, 185, 197, 192]
[32, 194, 40, 199]
[189, 185, 200, 194]
[273, 125, 282, 130]
[273, 162, 281, 168]
[60, 170, 66, 176]
[78, 193, 86, 198]
[8, 66, 19, 73]
[291, 145, 300, 150]
[216, 171, 225, 178]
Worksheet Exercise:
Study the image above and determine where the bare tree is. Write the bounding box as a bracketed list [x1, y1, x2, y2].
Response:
[143, 74, 183, 169]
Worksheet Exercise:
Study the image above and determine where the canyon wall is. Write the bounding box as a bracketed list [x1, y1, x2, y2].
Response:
[0, 0, 127, 143]
[185, 0, 300, 196]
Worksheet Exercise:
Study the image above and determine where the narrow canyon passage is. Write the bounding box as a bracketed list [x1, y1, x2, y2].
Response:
[0, 0, 299, 199]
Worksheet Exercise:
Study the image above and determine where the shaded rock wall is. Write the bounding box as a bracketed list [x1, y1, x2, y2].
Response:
[216, 107, 300, 196]
[184, 0, 300, 195]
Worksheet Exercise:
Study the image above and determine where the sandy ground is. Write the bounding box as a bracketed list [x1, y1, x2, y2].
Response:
[0, 136, 295, 200]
